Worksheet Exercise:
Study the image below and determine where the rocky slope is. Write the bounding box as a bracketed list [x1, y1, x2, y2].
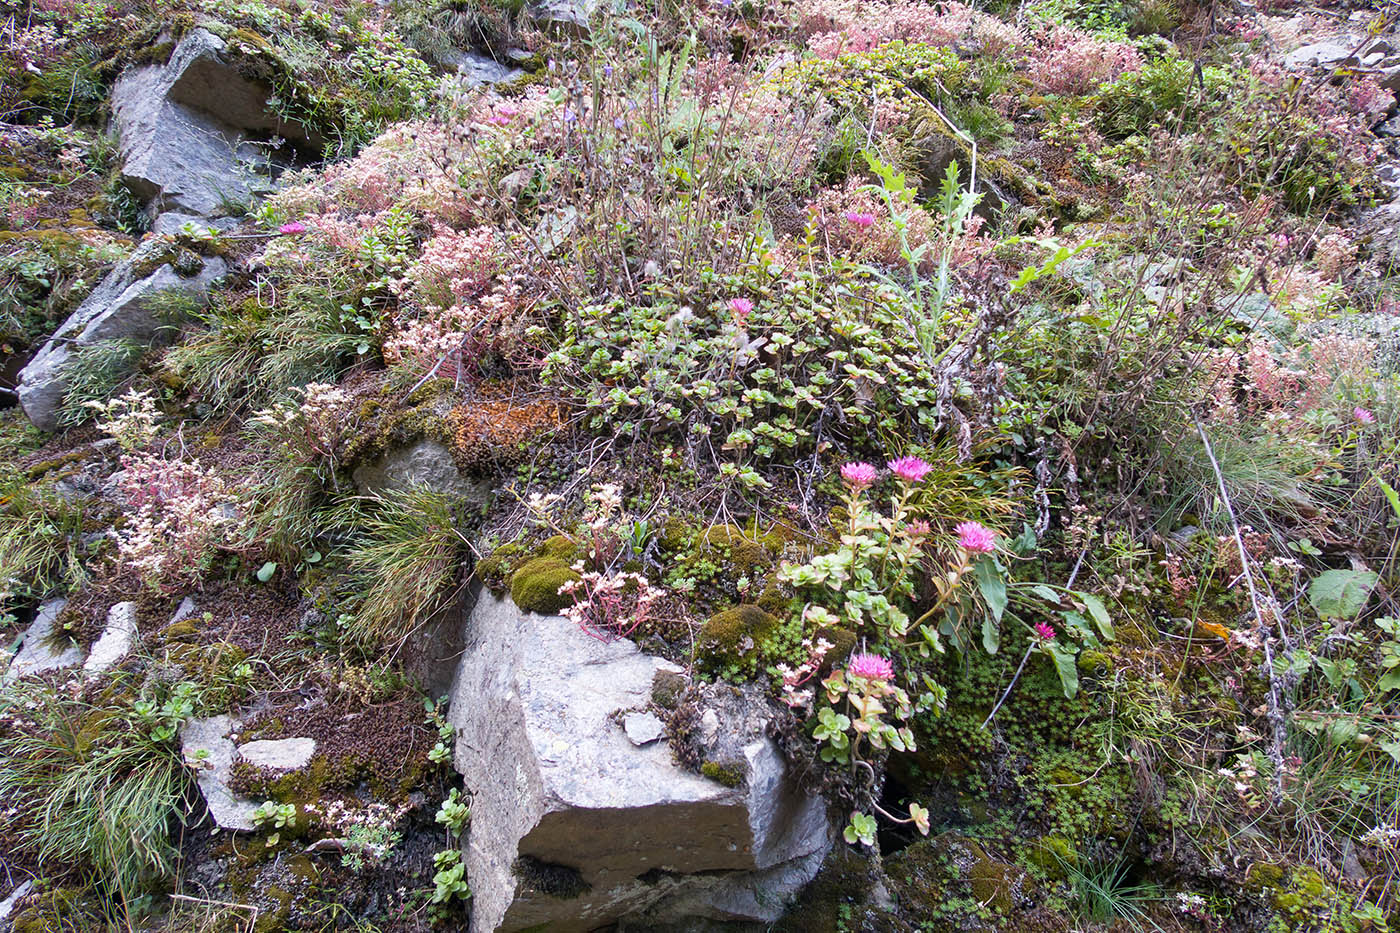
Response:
[1, 0, 1399, 930]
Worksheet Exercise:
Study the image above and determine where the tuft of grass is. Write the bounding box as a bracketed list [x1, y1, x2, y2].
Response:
[0, 472, 89, 607]
[1062, 850, 1165, 927]
[0, 678, 193, 919]
[57, 338, 147, 427]
[340, 486, 467, 648]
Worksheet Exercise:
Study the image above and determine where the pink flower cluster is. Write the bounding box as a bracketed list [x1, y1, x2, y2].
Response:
[888, 456, 932, 483]
[841, 461, 879, 488]
[840, 456, 934, 487]
[955, 521, 996, 554]
[410, 226, 499, 307]
[116, 455, 241, 592]
[1026, 26, 1143, 96]
[847, 652, 895, 681]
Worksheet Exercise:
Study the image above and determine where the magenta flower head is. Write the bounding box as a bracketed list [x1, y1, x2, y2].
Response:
[1355, 406, 1376, 425]
[847, 652, 894, 682]
[1033, 621, 1056, 641]
[844, 210, 875, 228]
[888, 456, 933, 483]
[955, 520, 997, 554]
[278, 221, 307, 235]
[728, 297, 754, 320]
[840, 461, 879, 489]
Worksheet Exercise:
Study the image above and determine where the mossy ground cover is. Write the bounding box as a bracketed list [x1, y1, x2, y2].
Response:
[0, 0, 1399, 928]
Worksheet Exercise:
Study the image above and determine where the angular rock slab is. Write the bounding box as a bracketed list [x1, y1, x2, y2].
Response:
[83, 601, 138, 676]
[181, 715, 258, 831]
[112, 28, 317, 218]
[19, 239, 226, 430]
[4, 599, 82, 682]
[450, 593, 832, 933]
[239, 737, 316, 771]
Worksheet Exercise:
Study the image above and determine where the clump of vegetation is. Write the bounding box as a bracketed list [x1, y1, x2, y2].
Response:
[3, 0, 1400, 928]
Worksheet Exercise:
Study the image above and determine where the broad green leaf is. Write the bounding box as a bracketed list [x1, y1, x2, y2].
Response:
[1379, 477, 1400, 520]
[1379, 669, 1400, 692]
[973, 557, 1007, 624]
[1047, 643, 1080, 699]
[1308, 569, 1380, 621]
[1079, 592, 1115, 641]
[981, 615, 1000, 655]
[256, 561, 277, 583]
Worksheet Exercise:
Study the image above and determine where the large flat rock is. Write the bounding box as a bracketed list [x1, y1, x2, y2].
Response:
[111, 28, 317, 218]
[449, 592, 831, 932]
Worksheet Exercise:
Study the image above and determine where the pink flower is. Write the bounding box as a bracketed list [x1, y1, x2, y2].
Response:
[904, 519, 931, 539]
[1033, 621, 1056, 641]
[847, 652, 894, 681]
[955, 521, 996, 554]
[888, 456, 933, 483]
[278, 221, 307, 235]
[840, 462, 879, 488]
[844, 210, 875, 228]
[728, 297, 754, 320]
[1355, 406, 1376, 424]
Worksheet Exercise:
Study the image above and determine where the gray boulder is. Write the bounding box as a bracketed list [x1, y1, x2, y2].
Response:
[111, 28, 317, 218]
[449, 593, 832, 933]
[3, 599, 82, 682]
[239, 737, 317, 771]
[529, 0, 606, 33]
[351, 437, 491, 504]
[1358, 202, 1400, 273]
[1283, 38, 1359, 70]
[18, 239, 226, 430]
[440, 49, 526, 87]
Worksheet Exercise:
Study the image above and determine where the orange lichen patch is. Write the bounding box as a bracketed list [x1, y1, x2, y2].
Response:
[445, 393, 562, 472]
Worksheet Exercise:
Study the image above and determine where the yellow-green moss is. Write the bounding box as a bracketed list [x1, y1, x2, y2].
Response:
[538, 534, 579, 560]
[700, 760, 744, 787]
[510, 557, 581, 614]
[697, 604, 778, 670]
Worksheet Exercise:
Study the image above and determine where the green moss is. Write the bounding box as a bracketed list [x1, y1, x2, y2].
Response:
[815, 626, 856, 669]
[968, 854, 1020, 914]
[1025, 835, 1075, 880]
[510, 557, 581, 614]
[1076, 649, 1112, 674]
[1247, 862, 1285, 891]
[702, 524, 776, 577]
[538, 534, 579, 560]
[696, 604, 778, 672]
[700, 760, 744, 787]
[651, 669, 687, 710]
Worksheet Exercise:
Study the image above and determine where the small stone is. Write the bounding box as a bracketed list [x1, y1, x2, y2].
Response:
[170, 596, 197, 625]
[351, 438, 491, 504]
[624, 712, 665, 746]
[700, 708, 720, 743]
[1282, 39, 1356, 70]
[238, 737, 317, 771]
[4, 599, 82, 682]
[83, 601, 138, 675]
[182, 715, 257, 831]
[0, 880, 34, 924]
